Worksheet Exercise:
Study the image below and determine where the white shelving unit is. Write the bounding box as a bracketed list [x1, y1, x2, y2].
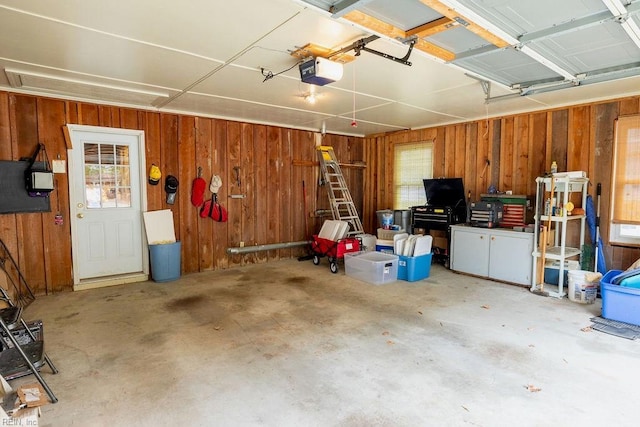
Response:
[531, 175, 588, 298]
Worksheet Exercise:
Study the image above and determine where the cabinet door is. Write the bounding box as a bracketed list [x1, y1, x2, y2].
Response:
[488, 233, 533, 285]
[451, 228, 490, 276]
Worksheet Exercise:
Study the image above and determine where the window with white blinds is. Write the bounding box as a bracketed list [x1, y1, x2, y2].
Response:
[610, 114, 640, 245]
[393, 141, 433, 209]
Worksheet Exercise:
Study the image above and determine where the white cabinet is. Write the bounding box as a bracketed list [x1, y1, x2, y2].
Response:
[531, 175, 588, 298]
[450, 226, 490, 277]
[450, 225, 534, 286]
[489, 231, 535, 284]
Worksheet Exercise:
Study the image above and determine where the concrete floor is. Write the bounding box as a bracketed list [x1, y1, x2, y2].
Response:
[13, 259, 640, 426]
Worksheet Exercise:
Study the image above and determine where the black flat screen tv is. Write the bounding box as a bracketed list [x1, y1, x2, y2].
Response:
[422, 178, 466, 208]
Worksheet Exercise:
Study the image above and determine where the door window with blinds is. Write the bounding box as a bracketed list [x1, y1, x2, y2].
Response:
[84, 143, 132, 209]
[393, 141, 433, 209]
[610, 114, 640, 245]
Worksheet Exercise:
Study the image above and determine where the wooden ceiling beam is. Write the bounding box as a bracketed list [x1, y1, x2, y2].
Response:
[343, 10, 456, 62]
[290, 43, 356, 63]
[343, 10, 409, 40]
[418, 0, 510, 48]
[406, 16, 455, 38]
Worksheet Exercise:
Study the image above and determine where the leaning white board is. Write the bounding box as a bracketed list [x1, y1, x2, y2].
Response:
[393, 233, 409, 254]
[403, 235, 417, 256]
[413, 235, 433, 256]
[143, 209, 176, 244]
[319, 220, 349, 241]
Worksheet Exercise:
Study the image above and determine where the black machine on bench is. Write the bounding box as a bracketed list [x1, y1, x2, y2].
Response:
[411, 178, 467, 266]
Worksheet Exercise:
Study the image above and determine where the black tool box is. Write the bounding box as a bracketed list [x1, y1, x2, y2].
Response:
[469, 201, 503, 228]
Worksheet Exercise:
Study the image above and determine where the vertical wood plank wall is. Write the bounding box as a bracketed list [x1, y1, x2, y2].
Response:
[363, 95, 640, 272]
[0, 92, 363, 295]
[2, 90, 640, 295]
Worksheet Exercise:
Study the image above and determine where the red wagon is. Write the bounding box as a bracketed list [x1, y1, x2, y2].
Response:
[310, 234, 361, 273]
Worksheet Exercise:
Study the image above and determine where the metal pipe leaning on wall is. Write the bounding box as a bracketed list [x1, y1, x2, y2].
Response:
[226, 241, 310, 255]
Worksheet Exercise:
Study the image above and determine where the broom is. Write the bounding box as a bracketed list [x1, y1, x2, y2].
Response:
[533, 225, 550, 296]
[532, 176, 553, 296]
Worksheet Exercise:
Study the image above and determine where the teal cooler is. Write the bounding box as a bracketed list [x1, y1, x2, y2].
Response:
[398, 253, 432, 282]
[149, 241, 181, 282]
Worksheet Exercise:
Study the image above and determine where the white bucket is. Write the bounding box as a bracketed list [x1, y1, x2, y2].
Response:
[358, 234, 377, 252]
[567, 270, 598, 304]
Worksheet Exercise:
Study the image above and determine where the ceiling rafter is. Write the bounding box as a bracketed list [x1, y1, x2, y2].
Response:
[406, 16, 455, 38]
[290, 42, 356, 63]
[342, 9, 456, 61]
[417, 0, 510, 48]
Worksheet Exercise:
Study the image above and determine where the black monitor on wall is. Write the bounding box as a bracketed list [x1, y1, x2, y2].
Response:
[422, 178, 466, 208]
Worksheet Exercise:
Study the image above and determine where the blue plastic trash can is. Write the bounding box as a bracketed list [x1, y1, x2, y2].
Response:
[149, 241, 181, 282]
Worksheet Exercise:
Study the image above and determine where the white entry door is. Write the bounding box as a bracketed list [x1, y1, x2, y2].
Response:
[67, 125, 147, 287]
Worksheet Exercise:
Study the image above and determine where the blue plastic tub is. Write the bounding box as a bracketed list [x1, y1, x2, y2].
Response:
[601, 269, 640, 326]
[149, 241, 181, 282]
[397, 253, 432, 282]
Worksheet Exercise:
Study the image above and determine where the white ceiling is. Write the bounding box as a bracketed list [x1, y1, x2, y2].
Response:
[0, 0, 639, 137]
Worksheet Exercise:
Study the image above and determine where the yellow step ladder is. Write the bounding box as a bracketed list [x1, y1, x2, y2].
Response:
[317, 146, 364, 237]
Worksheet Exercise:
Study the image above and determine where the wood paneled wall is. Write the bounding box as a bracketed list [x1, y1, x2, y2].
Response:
[363, 95, 640, 271]
[3, 90, 640, 295]
[0, 92, 364, 295]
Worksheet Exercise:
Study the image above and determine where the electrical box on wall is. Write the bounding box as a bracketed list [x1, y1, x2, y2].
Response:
[52, 160, 66, 173]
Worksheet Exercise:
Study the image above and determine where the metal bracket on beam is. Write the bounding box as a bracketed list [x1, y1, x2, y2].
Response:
[329, 0, 376, 18]
[480, 80, 491, 99]
[328, 35, 379, 59]
[465, 74, 492, 102]
[357, 38, 416, 66]
[328, 35, 415, 66]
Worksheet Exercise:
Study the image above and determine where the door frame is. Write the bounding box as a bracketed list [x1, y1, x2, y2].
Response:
[66, 124, 149, 290]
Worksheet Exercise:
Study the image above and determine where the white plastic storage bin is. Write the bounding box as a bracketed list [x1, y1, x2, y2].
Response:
[344, 252, 398, 285]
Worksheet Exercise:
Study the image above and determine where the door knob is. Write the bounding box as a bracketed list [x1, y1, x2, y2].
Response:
[77, 213, 84, 219]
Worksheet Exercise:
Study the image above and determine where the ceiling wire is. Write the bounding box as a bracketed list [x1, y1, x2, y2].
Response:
[261, 60, 303, 83]
[351, 61, 357, 127]
[155, 10, 302, 108]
